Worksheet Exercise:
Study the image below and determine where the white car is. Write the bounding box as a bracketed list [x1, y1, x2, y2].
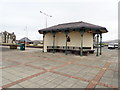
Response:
[114, 43, 118, 48]
[108, 44, 115, 49]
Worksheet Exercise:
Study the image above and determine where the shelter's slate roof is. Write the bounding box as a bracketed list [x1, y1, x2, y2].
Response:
[38, 21, 108, 34]
[19, 37, 32, 42]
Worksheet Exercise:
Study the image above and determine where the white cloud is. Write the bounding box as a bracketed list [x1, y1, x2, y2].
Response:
[0, 0, 118, 41]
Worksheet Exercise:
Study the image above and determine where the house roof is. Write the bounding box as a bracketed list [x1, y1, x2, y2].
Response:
[38, 21, 108, 34]
[19, 37, 32, 42]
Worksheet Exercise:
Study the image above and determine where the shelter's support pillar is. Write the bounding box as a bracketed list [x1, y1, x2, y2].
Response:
[65, 31, 69, 55]
[43, 32, 46, 52]
[96, 33, 99, 56]
[52, 32, 56, 53]
[93, 33, 96, 48]
[100, 33, 102, 55]
[80, 30, 85, 56]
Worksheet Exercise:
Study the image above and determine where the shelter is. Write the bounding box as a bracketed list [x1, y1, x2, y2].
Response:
[38, 21, 108, 56]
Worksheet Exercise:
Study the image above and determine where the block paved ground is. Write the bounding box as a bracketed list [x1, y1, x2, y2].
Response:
[0, 46, 119, 89]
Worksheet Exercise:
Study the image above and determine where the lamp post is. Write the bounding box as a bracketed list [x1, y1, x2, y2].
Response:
[40, 11, 52, 28]
[40, 11, 52, 52]
[24, 26, 28, 46]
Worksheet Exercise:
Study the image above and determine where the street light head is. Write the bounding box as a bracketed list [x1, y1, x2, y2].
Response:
[39, 11, 52, 28]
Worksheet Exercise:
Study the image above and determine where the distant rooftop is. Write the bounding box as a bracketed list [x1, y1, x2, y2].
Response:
[19, 37, 32, 42]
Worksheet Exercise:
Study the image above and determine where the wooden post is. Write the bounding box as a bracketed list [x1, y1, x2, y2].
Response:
[65, 31, 69, 55]
[96, 33, 99, 56]
[100, 33, 102, 55]
[80, 30, 84, 56]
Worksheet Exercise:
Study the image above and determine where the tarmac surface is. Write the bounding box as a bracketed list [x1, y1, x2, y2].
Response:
[0, 46, 119, 88]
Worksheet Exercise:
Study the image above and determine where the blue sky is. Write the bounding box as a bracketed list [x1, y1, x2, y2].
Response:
[0, 0, 118, 41]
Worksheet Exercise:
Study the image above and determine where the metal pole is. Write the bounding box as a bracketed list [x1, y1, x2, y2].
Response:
[26, 26, 28, 45]
[24, 26, 27, 46]
[80, 34, 83, 56]
[40, 11, 52, 28]
[96, 33, 99, 56]
[80, 31, 84, 56]
[100, 33, 102, 55]
[45, 16, 47, 28]
[43, 33, 45, 52]
[53, 32, 55, 53]
[65, 32, 68, 55]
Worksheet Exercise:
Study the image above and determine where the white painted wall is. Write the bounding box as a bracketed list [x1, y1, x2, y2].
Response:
[55, 32, 66, 46]
[44, 32, 53, 52]
[44, 31, 93, 52]
[68, 31, 80, 46]
[83, 32, 93, 49]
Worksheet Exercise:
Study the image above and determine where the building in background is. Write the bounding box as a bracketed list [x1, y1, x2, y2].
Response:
[0, 33, 2, 43]
[33, 40, 43, 45]
[18, 37, 33, 44]
[0, 31, 16, 44]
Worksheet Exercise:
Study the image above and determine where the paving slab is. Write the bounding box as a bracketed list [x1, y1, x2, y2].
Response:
[95, 85, 109, 88]
[74, 59, 106, 67]
[27, 60, 64, 70]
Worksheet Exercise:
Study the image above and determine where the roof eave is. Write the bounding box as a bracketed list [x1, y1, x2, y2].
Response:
[38, 26, 108, 34]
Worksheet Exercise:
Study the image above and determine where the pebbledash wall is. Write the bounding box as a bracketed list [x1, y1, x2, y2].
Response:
[44, 31, 93, 52]
[0, 33, 2, 43]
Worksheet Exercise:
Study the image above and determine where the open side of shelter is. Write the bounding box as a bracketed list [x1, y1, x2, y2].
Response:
[38, 21, 108, 56]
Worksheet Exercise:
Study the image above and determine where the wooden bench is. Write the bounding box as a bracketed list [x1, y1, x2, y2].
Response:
[47, 46, 94, 56]
[10, 45, 18, 49]
[2, 44, 18, 49]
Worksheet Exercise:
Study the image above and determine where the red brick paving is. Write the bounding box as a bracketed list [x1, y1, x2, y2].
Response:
[98, 82, 118, 88]
[86, 62, 111, 88]
[2, 71, 47, 88]
[1, 58, 119, 89]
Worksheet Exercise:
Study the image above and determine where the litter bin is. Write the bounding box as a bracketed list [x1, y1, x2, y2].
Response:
[20, 43, 25, 50]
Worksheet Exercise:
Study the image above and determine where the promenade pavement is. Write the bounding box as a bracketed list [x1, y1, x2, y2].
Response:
[0, 46, 119, 89]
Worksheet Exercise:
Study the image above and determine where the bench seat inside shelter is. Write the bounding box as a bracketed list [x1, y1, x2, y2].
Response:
[47, 46, 95, 56]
